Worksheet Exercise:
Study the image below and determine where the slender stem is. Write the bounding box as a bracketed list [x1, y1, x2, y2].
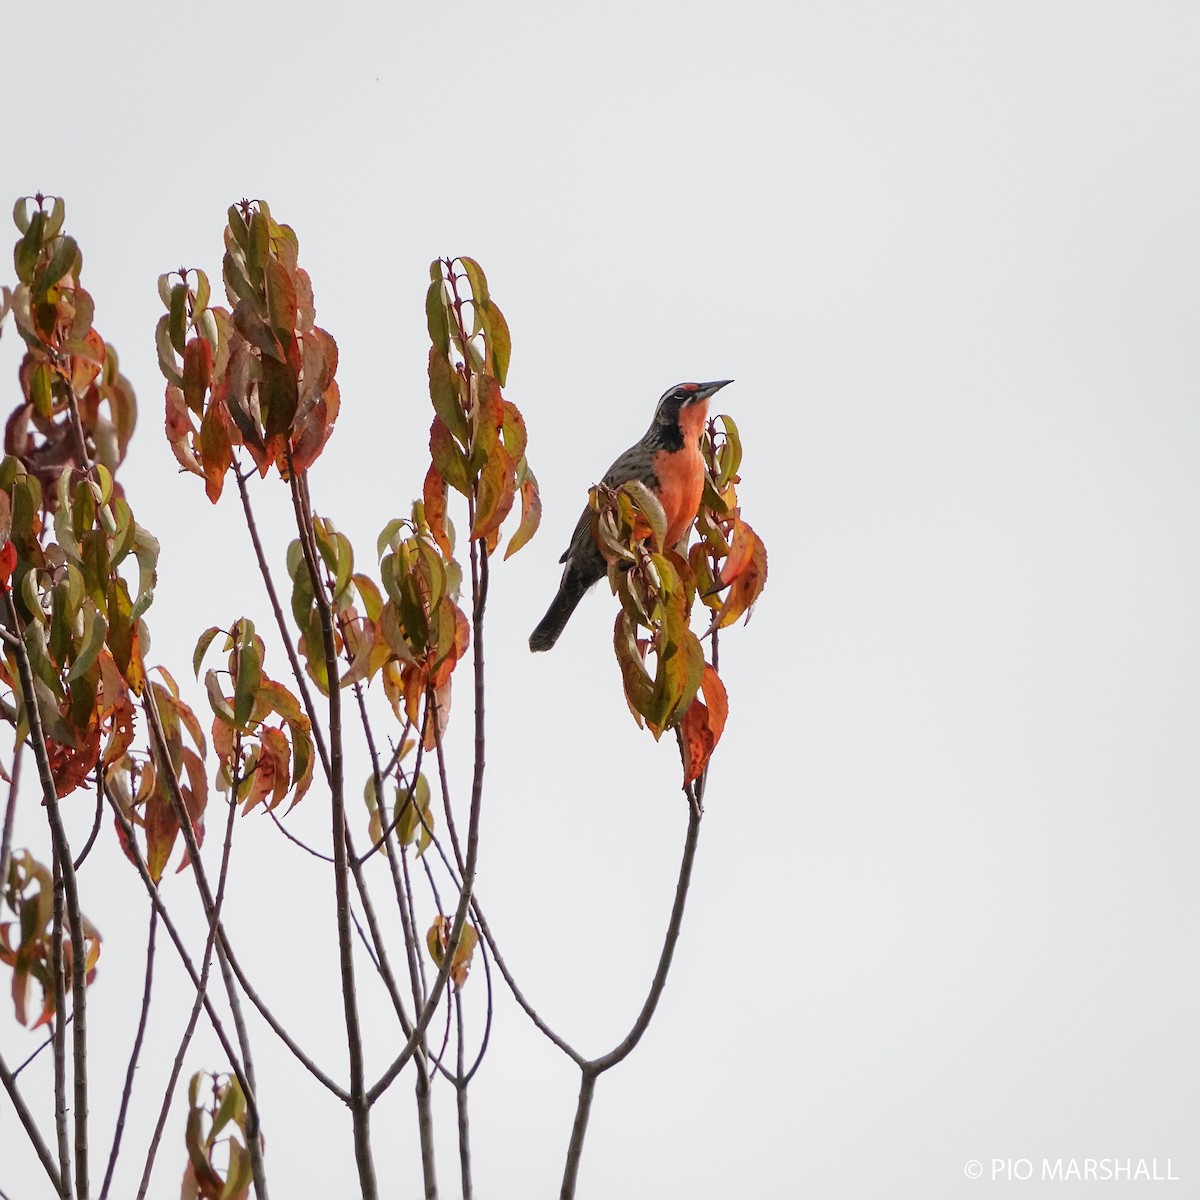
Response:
[559, 1073, 597, 1200]
[11, 1015, 71, 1078]
[50, 851, 72, 1197]
[462, 916, 493, 1085]
[143, 690, 342, 1102]
[414, 1064, 438, 1200]
[365, 539, 488, 1104]
[454, 993, 473, 1200]
[468, 897, 584, 1066]
[0, 740, 22, 895]
[590, 803, 702, 1071]
[71, 767, 103, 870]
[4, 590, 89, 1198]
[0, 1050, 64, 1196]
[102, 787, 254, 1090]
[288, 467, 375, 1197]
[100, 906, 157, 1200]
[138, 731, 250, 1200]
[236, 467, 331, 783]
[559, 802, 704, 1198]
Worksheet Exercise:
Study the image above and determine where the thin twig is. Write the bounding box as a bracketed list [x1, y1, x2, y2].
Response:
[100, 906, 156, 1200]
[4, 590, 89, 1198]
[12, 1014, 72, 1078]
[140, 690, 344, 1101]
[468, 897, 585, 1067]
[137, 736, 250, 1200]
[237, 467, 331, 783]
[51, 838, 72, 1196]
[365, 535, 488, 1105]
[462, 923, 494, 1085]
[455, 991, 473, 1200]
[103, 787, 253, 1086]
[289, 466, 376, 1197]
[0, 740, 22, 897]
[267, 806, 333, 862]
[72, 765, 104, 870]
[0, 1049, 64, 1196]
[560, 800, 704, 1199]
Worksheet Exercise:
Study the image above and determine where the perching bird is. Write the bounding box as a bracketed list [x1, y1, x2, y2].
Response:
[529, 379, 733, 652]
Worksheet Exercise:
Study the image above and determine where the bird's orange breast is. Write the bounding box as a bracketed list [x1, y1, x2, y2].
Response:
[652, 400, 709, 547]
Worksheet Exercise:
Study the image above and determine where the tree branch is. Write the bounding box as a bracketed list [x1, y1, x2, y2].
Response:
[560, 800, 704, 1199]
[0, 1049, 64, 1197]
[288, 467, 376, 1197]
[4, 588, 88, 1198]
[99, 906, 156, 1200]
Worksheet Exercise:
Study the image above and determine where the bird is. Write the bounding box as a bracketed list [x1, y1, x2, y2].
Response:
[529, 379, 733, 652]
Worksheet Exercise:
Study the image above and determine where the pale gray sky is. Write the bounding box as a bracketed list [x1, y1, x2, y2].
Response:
[2, 2, 1198, 1197]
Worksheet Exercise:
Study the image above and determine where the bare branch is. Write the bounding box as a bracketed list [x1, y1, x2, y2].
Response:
[0, 741, 21, 900]
[101, 906, 156, 1200]
[288, 466, 376, 1197]
[140, 691, 346, 1103]
[236, 466, 331, 783]
[71, 765, 104, 871]
[0, 1049, 64, 1197]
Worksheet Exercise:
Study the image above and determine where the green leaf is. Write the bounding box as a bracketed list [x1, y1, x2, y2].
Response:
[715, 413, 742, 488]
[43, 197, 65, 240]
[12, 197, 31, 235]
[428, 349, 467, 444]
[155, 314, 183, 386]
[247, 210, 269, 287]
[66, 604, 106, 682]
[29, 363, 54, 420]
[14, 210, 45, 284]
[425, 280, 450, 356]
[264, 257, 297, 341]
[204, 668, 236, 725]
[376, 518, 405, 560]
[227, 204, 249, 251]
[234, 634, 261, 730]
[109, 497, 136, 568]
[168, 282, 188, 355]
[193, 626, 221, 677]
[193, 269, 211, 316]
[222, 250, 262, 315]
[486, 300, 512, 387]
[352, 573, 383, 623]
[130, 525, 159, 623]
[623, 479, 668, 550]
[458, 257, 489, 307]
[35, 235, 78, 300]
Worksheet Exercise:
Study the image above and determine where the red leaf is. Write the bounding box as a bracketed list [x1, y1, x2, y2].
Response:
[679, 664, 729, 786]
[181, 337, 212, 415]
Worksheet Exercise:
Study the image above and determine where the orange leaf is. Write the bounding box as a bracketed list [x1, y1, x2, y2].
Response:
[423, 463, 452, 557]
[679, 664, 729, 787]
[719, 518, 757, 587]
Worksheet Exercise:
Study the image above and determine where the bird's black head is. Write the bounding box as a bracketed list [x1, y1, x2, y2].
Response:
[651, 379, 733, 429]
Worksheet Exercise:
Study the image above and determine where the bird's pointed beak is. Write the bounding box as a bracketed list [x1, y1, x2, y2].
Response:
[696, 379, 734, 400]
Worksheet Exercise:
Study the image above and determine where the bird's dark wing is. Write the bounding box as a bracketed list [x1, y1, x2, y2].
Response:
[557, 441, 659, 564]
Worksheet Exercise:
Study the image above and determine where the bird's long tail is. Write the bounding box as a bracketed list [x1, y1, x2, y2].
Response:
[529, 575, 587, 652]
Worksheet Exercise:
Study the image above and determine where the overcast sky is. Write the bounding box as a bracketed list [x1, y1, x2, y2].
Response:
[2, 2, 1198, 1197]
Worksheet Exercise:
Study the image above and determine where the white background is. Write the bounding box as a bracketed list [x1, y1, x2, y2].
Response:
[2, 2, 1197, 1197]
